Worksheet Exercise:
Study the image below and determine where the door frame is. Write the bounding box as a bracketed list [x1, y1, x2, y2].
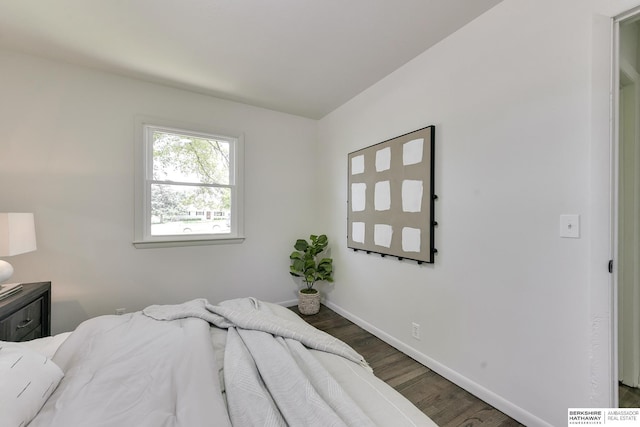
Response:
[612, 6, 640, 406]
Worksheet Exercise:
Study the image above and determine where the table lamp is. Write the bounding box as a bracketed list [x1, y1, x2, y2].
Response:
[0, 213, 37, 284]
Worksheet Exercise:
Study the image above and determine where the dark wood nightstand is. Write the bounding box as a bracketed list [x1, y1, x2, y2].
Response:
[0, 281, 51, 342]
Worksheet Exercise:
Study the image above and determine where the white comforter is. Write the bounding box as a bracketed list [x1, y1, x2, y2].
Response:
[28, 298, 437, 427]
[29, 314, 231, 427]
[143, 298, 375, 426]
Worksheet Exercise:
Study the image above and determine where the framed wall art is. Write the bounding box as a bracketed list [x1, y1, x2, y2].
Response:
[347, 125, 436, 264]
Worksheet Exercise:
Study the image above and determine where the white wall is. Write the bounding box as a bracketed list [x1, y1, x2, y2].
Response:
[0, 49, 318, 334]
[317, 0, 639, 425]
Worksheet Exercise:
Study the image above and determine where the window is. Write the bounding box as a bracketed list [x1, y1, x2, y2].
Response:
[134, 117, 244, 248]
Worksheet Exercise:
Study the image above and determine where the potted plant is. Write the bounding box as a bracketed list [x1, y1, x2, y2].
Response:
[289, 234, 334, 315]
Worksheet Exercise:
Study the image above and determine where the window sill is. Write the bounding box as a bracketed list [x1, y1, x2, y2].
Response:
[133, 236, 245, 249]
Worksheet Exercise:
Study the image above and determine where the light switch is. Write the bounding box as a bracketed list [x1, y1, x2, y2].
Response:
[560, 214, 580, 238]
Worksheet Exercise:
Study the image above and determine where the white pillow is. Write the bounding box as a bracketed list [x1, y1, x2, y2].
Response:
[0, 344, 64, 427]
[17, 332, 72, 359]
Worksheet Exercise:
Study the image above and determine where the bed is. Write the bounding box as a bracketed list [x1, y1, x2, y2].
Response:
[0, 297, 437, 427]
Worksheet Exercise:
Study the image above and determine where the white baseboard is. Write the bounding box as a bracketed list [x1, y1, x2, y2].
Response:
[323, 300, 552, 427]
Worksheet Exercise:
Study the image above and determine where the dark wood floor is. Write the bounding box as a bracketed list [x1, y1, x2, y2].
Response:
[289, 304, 522, 427]
[620, 382, 640, 407]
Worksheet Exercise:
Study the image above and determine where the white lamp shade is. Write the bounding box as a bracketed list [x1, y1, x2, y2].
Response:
[0, 213, 37, 256]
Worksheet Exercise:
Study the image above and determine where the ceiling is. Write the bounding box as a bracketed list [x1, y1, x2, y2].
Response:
[0, 0, 502, 119]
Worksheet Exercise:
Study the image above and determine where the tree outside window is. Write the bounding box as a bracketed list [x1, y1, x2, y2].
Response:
[134, 119, 244, 247]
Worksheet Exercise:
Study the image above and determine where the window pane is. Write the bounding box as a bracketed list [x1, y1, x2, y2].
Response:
[152, 130, 230, 185]
[150, 184, 231, 236]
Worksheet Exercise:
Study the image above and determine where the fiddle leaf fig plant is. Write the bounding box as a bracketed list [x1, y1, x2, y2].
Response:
[289, 234, 334, 293]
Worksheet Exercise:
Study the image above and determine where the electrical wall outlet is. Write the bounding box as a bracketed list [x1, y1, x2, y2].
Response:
[115, 308, 126, 315]
[411, 322, 420, 340]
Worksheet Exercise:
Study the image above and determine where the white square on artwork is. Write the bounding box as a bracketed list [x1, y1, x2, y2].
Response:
[351, 155, 365, 175]
[374, 180, 391, 211]
[376, 147, 391, 172]
[351, 183, 366, 212]
[402, 180, 423, 212]
[352, 222, 365, 244]
[402, 227, 421, 252]
[403, 138, 424, 166]
[374, 224, 393, 248]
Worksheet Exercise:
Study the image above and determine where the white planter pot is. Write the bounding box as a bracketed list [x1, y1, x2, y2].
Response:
[298, 290, 320, 315]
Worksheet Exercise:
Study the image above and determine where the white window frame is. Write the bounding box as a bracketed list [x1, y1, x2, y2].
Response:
[133, 116, 245, 248]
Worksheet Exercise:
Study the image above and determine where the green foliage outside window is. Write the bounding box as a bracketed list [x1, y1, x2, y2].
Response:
[150, 130, 232, 230]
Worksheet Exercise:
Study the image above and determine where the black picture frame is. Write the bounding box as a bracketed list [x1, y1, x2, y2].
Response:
[347, 125, 436, 264]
